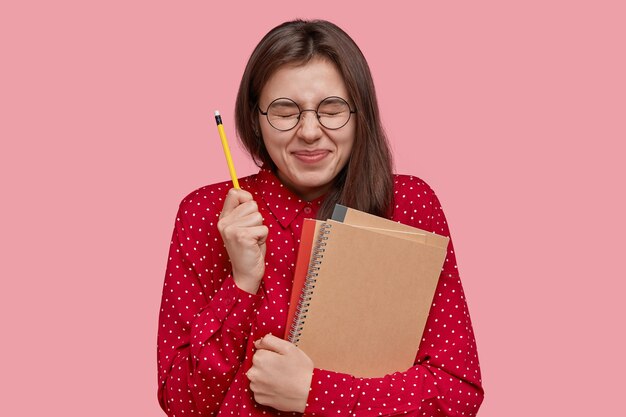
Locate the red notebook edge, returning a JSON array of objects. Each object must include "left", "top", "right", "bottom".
[{"left": 285, "top": 218, "right": 317, "bottom": 341}]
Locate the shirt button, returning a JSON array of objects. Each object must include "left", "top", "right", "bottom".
[{"left": 303, "top": 206, "right": 312, "bottom": 214}]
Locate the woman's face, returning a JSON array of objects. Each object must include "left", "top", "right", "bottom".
[{"left": 258, "top": 58, "right": 355, "bottom": 201}]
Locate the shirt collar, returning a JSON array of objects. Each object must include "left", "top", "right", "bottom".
[{"left": 255, "top": 168, "right": 325, "bottom": 228}]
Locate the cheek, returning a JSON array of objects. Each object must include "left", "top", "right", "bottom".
[
  {"left": 261, "top": 135, "right": 284, "bottom": 158},
  {"left": 262, "top": 136, "right": 294, "bottom": 172},
  {"left": 338, "top": 130, "right": 356, "bottom": 157}
]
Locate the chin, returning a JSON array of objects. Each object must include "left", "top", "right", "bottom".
[
  {"left": 294, "top": 170, "right": 335, "bottom": 187},
  {"left": 283, "top": 171, "right": 333, "bottom": 197}
]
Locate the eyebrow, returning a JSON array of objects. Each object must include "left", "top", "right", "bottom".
[
  {"left": 270, "top": 99, "right": 299, "bottom": 106},
  {"left": 319, "top": 97, "right": 344, "bottom": 104}
]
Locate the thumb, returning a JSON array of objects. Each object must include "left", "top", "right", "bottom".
[
  {"left": 254, "top": 334, "right": 293, "bottom": 354},
  {"left": 220, "top": 188, "right": 253, "bottom": 217}
]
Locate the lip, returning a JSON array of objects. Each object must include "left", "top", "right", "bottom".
[{"left": 292, "top": 150, "right": 330, "bottom": 163}]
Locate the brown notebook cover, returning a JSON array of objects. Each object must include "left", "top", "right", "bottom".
[{"left": 287, "top": 207, "right": 449, "bottom": 378}]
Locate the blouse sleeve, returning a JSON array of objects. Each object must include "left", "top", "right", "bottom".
[
  {"left": 302, "top": 188, "right": 484, "bottom": 417},
  {"left": 157, "top": 200, "right": 264, "bottom": 416}
]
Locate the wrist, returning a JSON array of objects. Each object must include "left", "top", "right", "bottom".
[{"left": 233, "top": 273, "right": 261, "bottom": 294}]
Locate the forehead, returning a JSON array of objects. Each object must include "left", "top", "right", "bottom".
[{"left": 260, "top": 58, "right": 349, "bottom": 105}]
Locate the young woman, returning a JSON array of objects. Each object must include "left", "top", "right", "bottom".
[{"left": 157, "top": 19, "right": 484, "bottom": 417}]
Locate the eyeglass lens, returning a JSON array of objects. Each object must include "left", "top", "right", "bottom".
[{"left": 265, "top": 97, "right": 352, "bottom": 131}]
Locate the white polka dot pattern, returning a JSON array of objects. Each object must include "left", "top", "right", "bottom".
[{"left": 157, "top": 168, "right": 483, "bottom": 416}]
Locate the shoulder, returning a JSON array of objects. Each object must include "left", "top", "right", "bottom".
[
  {"left": 392, "top": 174, "right": 437, "bottom": 205},
  {"left": 390, "top": 174, "right": 441, "bottom": 230}
]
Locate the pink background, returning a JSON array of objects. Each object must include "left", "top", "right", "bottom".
[{"left": 2, "top": 1, "right": 624, "bottom": 415}]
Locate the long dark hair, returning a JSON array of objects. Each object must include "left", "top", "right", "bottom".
[{"left": 235, "top": 19, "right": 393, "bottom": 219}]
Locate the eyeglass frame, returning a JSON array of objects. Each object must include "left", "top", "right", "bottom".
[{"left": 257, "top": 96, "right": 357, "bottom": 131}]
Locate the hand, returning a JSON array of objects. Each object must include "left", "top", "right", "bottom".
[
  {"left": 247, "top": 334, "right": 314, "bottom": 412},
  {"left": 217, "top": 188, "right": 268, "bottom": 294}
]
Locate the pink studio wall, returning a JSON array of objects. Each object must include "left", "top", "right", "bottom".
[{"left": 1, "top": 1, "right": 624, "bottom": 415}]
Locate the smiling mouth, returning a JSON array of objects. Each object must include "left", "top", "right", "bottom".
[{"left": 292, "top": 150, "right": 330, "bottom": 163}]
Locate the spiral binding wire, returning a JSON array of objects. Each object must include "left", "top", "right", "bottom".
[{"left": 288, "top": 222, "right": 333, "bottom": 344}]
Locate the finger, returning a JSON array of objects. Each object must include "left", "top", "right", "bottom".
[
  {"left": 253, "top": 392, "right": 269, "bottom": 406},
  {"left": 219, "top": 202, "right": 261, "bottom": 232},
  {"left": 251, "top": 350, "right": 260, "bottom": 365},
  {"left": 219, "top": 215, "right": 262, "bottom": 243},
  {"left": 249, "top": 225, "right": 269, "bottom": 242},
  {"left": 222, "top": 225, "right": 268, "bottom": 248},
  {"left": 220, "top": 188, "right": 254, "bottom": 217},
  {"left": 218, "top": 202, "right": 262, "bottom": 234},
  {"left": 257, "top": 225, "right": 269, "bottom": 246},
  {"left": 251, "top": 348, "right": 271, "bottom": 365},
  {"left": 229, "top": 200, "right": 261, "bottom": 219},
  {"left": 220, "top": 216, "right": 263, "bottom": 239},
  {"left": 254, "top": 334, "right": 294, "bottom": 354},
  {"left": 223, "top": 209, "right": 264, "bottom": 228}
]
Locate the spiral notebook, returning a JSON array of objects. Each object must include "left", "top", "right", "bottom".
[{"left": 286, "top": 206, "right": 449, "bottom": 378}]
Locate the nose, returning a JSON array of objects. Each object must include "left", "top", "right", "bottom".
[{"left": 296, "top": 110, "right": 322, "bottom": 142}]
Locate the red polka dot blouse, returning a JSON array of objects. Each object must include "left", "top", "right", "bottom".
[{"left": 157, "top": 168, "right": 483, "bottom": 416}]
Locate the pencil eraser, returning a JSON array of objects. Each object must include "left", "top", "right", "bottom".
[{"left": 214, "top": 110, "right": 220, "bottom": 116}]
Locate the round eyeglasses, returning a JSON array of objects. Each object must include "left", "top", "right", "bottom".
[{"left": 258, "top": 96, "right": 356, "bottom": 131}]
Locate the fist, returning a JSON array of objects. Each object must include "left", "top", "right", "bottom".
[
  {"left": 217, "top": 188, "right": 268, "bottom": 294},
  {"left": 247, "top": 334, "right": 314, "bottom": 412}
]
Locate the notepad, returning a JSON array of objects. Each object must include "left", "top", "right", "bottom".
[{"left": 286, "top": 205, "right": 449, "bottom": 377}]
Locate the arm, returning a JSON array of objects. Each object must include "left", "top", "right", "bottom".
[
  {"left": 157, "top": 199, "right": 264, "bottom": 416},
  {"left": 303, "top": 190, "right": 484, "bottom": 417}
]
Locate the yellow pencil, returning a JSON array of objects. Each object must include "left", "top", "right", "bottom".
[{"left": 214, "top": 110, "right": 240, "bottom": 189}]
